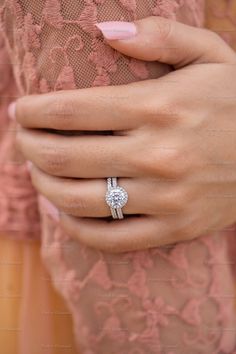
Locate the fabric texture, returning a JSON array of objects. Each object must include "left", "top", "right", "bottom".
[{"left": 0, "top": 0, "right": 236, "bottom": 353}]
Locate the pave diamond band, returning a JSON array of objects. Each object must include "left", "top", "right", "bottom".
[{"left": 105, "top": 177, "right": 128, "bottom": 219}]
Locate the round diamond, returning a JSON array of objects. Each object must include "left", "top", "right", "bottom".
[{"left": 105, "top": 187, "right": 128, "bottom": 209}]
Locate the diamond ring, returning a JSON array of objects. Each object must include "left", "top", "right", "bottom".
[{"left": 105, "top": 177, "right": 128, "bottom": 219}]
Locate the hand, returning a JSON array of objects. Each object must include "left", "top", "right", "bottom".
[{"left": 14, "top": 16, "right": 236, "bottom": 252}]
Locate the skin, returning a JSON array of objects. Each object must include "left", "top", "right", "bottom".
[{"left": 14, "top": 16, "right": 236, "bottom": 253}]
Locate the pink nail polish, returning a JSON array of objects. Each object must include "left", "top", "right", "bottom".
[
  {"left": 8, "top": 101, "right": 16, "bottom": 121},
  {"left": 39, "top": 195, "right": 60, "bottom": 222},
  {"left": 26, "top": 160, "right": 33, "bottom": 172},
  {"left": 95, "top": 21, "right": 137, "bottom": 40}
]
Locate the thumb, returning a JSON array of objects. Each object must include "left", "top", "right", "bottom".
[{"left": 96, "top": 16, "right": 236, "bottom": 68}]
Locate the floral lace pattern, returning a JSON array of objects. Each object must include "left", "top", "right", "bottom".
[{"left": 0, "top": 0, "right": 236, "bottom": 353}]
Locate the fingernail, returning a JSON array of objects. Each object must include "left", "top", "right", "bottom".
[
  {"left": 8, "top": 101, "right": 16, "bottom": 120},
  {"left": 39, "top": 195, "right": 60, "bottom": 222},
  {"left": 95, "top": 21, "right": 137, "bottom": 40},
  {"left": 26, "top": 160, "right": 33, "bottom": 172}
]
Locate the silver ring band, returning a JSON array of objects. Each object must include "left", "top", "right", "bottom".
[{"left": 105, "top": 177, "right": 128, "bottom": 219}]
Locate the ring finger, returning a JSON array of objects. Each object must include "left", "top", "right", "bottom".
[{"left": 30, "top": 164, "right": 184, "bottom": 218}]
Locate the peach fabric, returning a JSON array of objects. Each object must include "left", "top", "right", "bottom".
[
  {"left": 0, "top": 1, "right": 235, "bottom": 354},
  {"left": 0, "top": 234, "right": 77, "bottom": 354}
]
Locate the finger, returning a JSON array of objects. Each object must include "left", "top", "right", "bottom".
[
  {"left": 96, "top": 16, "right": 236, "bottom": 68},
  {"left": 59, "top": 214, "right": 171, "bottom": 252},
  {"left": 16, "top": 127, "right": 134, "bottom": 178},
  {"left": 30, "top": 165, "right": 184, "bottom": 217},
  {"left": 15, "top": 82, "right": 146, "bottom": 130}
]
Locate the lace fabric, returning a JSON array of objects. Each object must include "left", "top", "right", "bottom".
[{"left": 0, "top": 0, "right": 236, "bottom": 353}]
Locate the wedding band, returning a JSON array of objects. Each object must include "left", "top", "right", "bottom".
[{"left": 105, "top": 177, "right": 128, "bottom": 219}]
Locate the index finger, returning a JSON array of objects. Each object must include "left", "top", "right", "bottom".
[{"left": 15, "top": 82, "right": 147, "bottom": 131}]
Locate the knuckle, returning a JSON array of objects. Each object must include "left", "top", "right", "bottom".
[
  {"left": 58, "top": 190, "right": 88, "bottom": 215},
  {"left": 39, "top": 143, "right": 69, "bottom": 174},
  {"left": 136, "top": 145, "right": 190, "bottom": 179},
  {"left": 161, "top": 153, "right": 180, "bottom": 178},
  {"left": 159, "top": 147, "right": 191, "bottom": 178},
  {"left": 130, "top": 148, "right": 160, "bottom": 177},
  {"left": 141, "top": 95, "right": 181, "bottom": 128},
  {"left": 158, "top": 97, "right": 182, "bottom": 126},
  {"left": 150, "top": 16, "right": 173, "bottom": 42},
  {"left": 158, "top": 101, "right": 181, "bottom": 127},
  {"left": 44, "top": 94, "right": 76, "bottom": 129},
  {"left": 129, "top": 151, "right": 150, "bottom": 176},
  {"left": 163, "top": 185, "right": 192, "bottom": 213}
]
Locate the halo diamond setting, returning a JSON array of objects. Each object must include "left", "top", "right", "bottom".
[
  {"left": 105, "top": 177, "right": 128, "bottom": 219},
  {"left": 105, "top": 186, "right": 128, "bottom": 209}
]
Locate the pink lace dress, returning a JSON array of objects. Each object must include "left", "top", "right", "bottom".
[{"left": 0, "top": 1, "right": 236, "bottom": 353}]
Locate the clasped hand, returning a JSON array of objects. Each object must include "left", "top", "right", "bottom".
[{"left": 14, "top": 16, "right": 236, "bottom": 252}]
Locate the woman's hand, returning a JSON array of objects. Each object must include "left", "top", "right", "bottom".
[{"left": 14, "top": 16, "right": 236, "bottom": 252}]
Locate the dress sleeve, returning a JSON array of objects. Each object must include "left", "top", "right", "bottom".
[{"left": 0, "top": 33, "right": 40, "bottom": 240}]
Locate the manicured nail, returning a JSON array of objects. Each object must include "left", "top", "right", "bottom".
[
  {"left": 39, "top": 195, "right": 60, "bottom": 222},
  {"left": 95, "top": 21, "right": 137, "bottom": 40},
  {"left": 26, "top": 160, "right": 33, "bottom": 172},
  {"left": 8, "top": 101, "right": 16, "bottom": 120}
]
